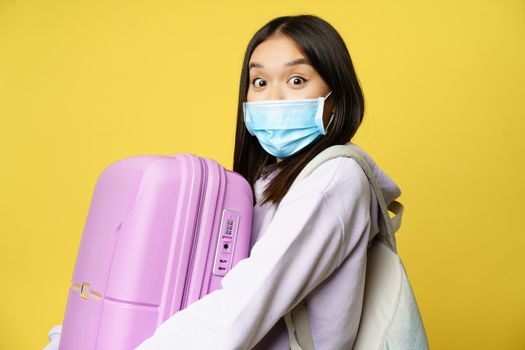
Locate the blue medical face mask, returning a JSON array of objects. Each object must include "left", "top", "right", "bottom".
[{"left": 243, "top": 90, "right": 334, "bottom": 159}]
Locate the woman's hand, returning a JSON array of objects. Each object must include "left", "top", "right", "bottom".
[{"left": 42, "top": 325, "right": 62, "bottom": 350}]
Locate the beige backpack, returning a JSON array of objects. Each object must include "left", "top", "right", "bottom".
[{"left": 283, "top": 142, "right": 429, "bottom": 350}]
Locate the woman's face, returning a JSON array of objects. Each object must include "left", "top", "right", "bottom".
[{"left": 247, "top": 35, "right": 335, "bottom": 162}]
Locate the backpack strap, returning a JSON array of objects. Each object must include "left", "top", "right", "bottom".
[{"left": 283, "top": 142, "right": 404, "bottom": 350}]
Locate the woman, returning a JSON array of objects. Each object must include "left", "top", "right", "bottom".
[
  {"left": 46, "top": 14, "right": 402, "bottom": 350},
  {"left": 135, "top": 14, "right": 401, "bottom": 349}
]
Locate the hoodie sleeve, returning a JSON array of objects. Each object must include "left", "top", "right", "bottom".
[{"left": 134, "top": 158, "right": 372, "bottom": 350}]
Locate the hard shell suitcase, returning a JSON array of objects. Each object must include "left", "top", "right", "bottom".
[{"left": 58, "top": 153, "right": 253, "bottom": 349}]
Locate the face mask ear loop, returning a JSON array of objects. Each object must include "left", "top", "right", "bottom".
[
  {"left": 325, "top": 113, "right": 335, "bottom": 133},
  {"left": 321, "top": 90, "right": 334, "bottom": 134}
]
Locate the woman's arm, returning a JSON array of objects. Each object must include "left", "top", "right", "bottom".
[{"left": 135, "top": 163, "right": 371, "bottom": 350}]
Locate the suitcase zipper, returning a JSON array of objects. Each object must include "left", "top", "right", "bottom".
[{"left": 180, "top": 157, "right": 208, "bottom": 309}]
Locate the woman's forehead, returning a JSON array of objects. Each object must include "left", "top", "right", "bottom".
[{"left": 249, "top": 36, "right": 307, "bottom": 69}]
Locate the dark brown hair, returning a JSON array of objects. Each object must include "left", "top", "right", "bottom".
[{"left": 233, "top": 14, "right": 365, "bottom": 205}]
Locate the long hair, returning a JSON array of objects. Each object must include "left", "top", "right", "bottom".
[{"left": 233, "top": 14, "right": 365, "bottom": 205}]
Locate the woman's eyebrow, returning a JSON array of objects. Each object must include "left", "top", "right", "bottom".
[{"left": 249, "top": 58, "right": 311, "bottom": 70}]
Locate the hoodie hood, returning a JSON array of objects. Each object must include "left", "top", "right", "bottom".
[
  {"left": 255, "top": 143, "right": 401, "bottom": 206},
  {"left": 350, "top": 143, "right": 401, "bottom": 206},
  {"left": 253, "top": 143, "right": 402, "bottom": 242},
  {"left": 349, "top": 143, "right": 402, "bottom": 243}
]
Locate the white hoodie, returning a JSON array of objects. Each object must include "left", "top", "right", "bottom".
[{"left": 133, "top": 144, "right": 402, "bottom": 350}]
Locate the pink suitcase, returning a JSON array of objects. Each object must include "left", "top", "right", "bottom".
[{"left": 58, "top": 153, "right": 253, "bottom": 349}]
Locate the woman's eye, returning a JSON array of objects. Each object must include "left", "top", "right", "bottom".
[
  {"left": 288, "top": 76, "right": 307, "bottom": 85},
  {"left": 252, "top": 78, "right": 266, "bottom": 88}
]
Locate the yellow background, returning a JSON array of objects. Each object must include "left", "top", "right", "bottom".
[{"left": 1, "top": 0, "right": 523, "bottom": 348}]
